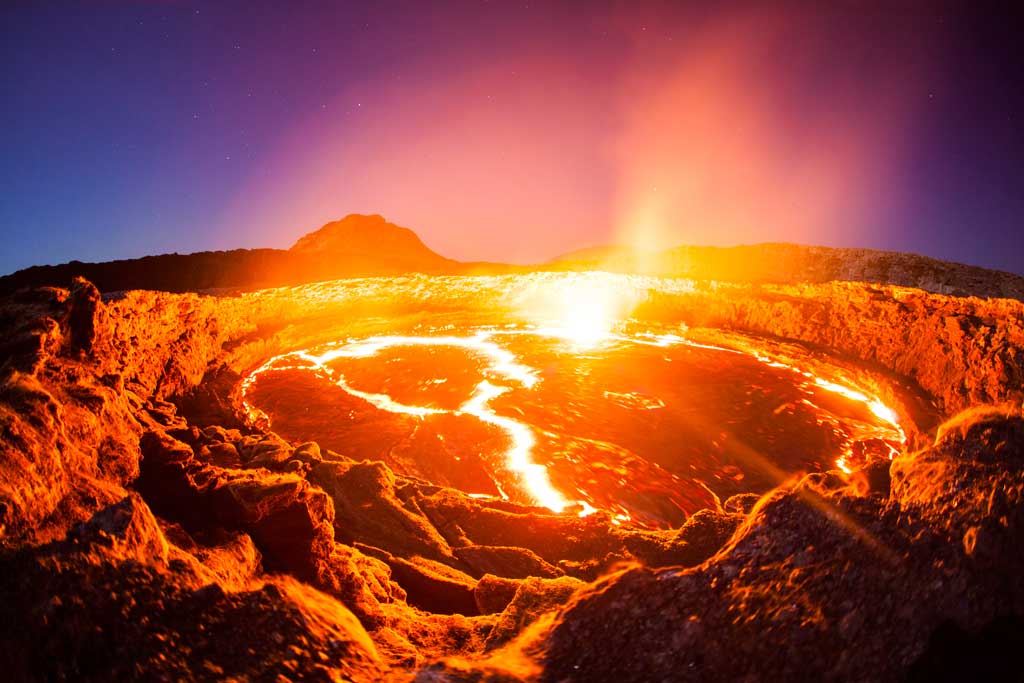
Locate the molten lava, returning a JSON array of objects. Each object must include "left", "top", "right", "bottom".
[
  {"left": 242, "top": 332, "right": 567, "bottom": 512},
  {"left": 239, "top": 275, "right": 906, "bottom": 529}
]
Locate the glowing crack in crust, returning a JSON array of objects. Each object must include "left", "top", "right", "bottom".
[
  {"left": 746, "top": 350, "right": 906, "bottom": 473},
  {"left": 240, "top": 325, "right": 907, "bottom": 515},
  {"left": 238, "top": 274, "right": 907, "bottom": 517},
  {"left": 241, "top": 331, "right": 569, "bottom": 512}
]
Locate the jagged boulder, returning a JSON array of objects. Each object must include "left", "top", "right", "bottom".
[
  {"left": 66, "top": 492, "right": 169, "bottom": 565},
  {"left": 310, "top": 460, "right": 455, "bottom": 564}
]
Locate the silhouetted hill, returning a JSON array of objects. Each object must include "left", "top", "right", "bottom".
[
  {"left": 291, "top": 213, "right": 446, "bottom": 262},
  {"left": 4, "top": 215, "right": 1022, "bottom": 300},
  {"left": 0, "top": 214, "right": 458, "bottom": 294}
]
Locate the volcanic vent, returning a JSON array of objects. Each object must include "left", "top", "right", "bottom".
[{"left": 0, "top": 265, "right": 1022, "bottom": 682}]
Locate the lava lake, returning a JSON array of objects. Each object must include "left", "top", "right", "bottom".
[{"left": 242, "top": 321, "right": 905, "bottom": 529}]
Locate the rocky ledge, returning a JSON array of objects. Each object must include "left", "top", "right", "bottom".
[{"left": 0, "top": 274, "right": 1022, "bottom": 681}]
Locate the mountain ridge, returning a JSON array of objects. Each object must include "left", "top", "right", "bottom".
[
  {"left": 547, "top": 242, "right": 1024, "bottom": 300},
  {"left": 0, "top": 214, "right": 457, "bottom": 295},
  {"left": 3, "top": 214, "right": 1023, "bottom": 300}
]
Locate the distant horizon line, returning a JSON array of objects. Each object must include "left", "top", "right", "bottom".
[{"left": 5, "top": 228, "right": 1022, "bottom": 280}]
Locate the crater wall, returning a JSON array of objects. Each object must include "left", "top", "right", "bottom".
[{"left": 0, "top": 275, "right": 1021, "bottom": 681}]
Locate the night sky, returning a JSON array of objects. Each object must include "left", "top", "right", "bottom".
[{"left": 2, "top": 1, "right": 1022, "bottom": 276}]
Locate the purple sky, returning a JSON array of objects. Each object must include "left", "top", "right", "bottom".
[{"left": 2, "top": 1, "right": 1022, "bottom": 275}]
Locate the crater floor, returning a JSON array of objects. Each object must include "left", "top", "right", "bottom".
[{"left": 242, "top": 327, "right": 905, "bottom": 529}]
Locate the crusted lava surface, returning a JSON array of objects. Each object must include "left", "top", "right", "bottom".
[{"left": 0, "top": 272, "right": 1022, "bottom": 682}]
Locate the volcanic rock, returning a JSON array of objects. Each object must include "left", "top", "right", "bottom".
[
  {"left": 0, "top": 266, "right": 1022, "bottom": 681},
  {"left": 291, "top": 213, "right": 453, "bottom": 271},
  {"left": 522, "top": 405, "right": 1024, "bottom": 682},
  {"left": 66, "top": 491, "right": 170, "bottom": 566},
  {"left": 241, "top": 435, "right": 296, "bottom": 468},
  {"left": 381, "top": 552, "right": 480, "bottom": 616},
  {"left": 454, "top": 545, "right": 563, "bottom": 580},
  {"left": 672, "top": 507, "right": 743, "bottom": 558},
  {"left": 0, "top": 492, "right": 383, "bottom": 682},
  {"left": 199, "top": 440, "right": 242, "bottom": 468},
  {"left": 486, "top": 576, "right": 584, "bottom": 650},
  {"left": 66, "top": 276, "right": 101, "bottom": 353},
  {"left": 474, "top": 574, "right": 524, "bottom": 615},
  {"left": 309, "top": 459, "right": 457, "bottom": 564}
]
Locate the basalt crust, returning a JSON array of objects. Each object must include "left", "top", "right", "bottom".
[{"left": 0, "top": 275, "right": 1021, "bottom": 681}]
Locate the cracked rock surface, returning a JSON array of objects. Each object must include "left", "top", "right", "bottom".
[{"left": 0, "top": 275, "right": 1022, "bottom": 681}]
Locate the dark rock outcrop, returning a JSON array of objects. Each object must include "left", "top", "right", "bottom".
[
  {"left": 0, "top": 486, "right": 384, "bottom": 682},
  {"left": 291, "top": 213, "right": 452, "bottom": 270},
  {"left": 0, "top": 214, "right": 457, "bottom": 294},
  {"left": 523, "top": 405, "right": 1024, "bottom": 683}
]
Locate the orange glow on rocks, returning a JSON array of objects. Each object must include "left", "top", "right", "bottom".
[
  {"left": 239, "top": 274, "right": 907, "bottom": 522},
  {"left": 241, "top": 330, "right": 567, "bottom": 512}
]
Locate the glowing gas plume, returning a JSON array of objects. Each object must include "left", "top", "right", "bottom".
[{"left": 612, "top": 8, "right": 914, "bottom": 255}]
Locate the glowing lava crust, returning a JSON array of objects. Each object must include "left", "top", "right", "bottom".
[{"left": 239, "top": 324, "right": 905, "bottom": 529}]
